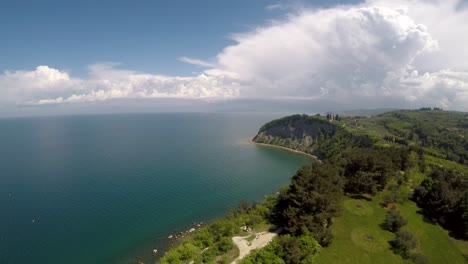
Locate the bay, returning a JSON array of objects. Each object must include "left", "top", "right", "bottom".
[{"left": 0, "top": 113, "right": 311, "bottom": 264}]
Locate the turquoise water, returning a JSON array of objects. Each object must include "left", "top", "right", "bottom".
[{"left": 0, "top": 113, "right": 311, "bottom": 264}]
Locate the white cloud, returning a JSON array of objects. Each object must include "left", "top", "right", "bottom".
[
  {"left": 209, "top": 5, "right": 438, "bottom": 98},
  {"left": 205, "top": 0, "right": 468, "bottom": 110},
  {"left": 178, "top": 57, "right": 216, "bottom": 68},
  {"left": 0, "top": 66, "right": 82, "bottom": 105},
  {"left": 1, "top": 0, "right": 468, "bottom": 111},
  {"left": 1, "top": 63, "right": 240, "bottom": 105}
]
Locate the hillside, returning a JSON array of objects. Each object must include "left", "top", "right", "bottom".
[
  {"left": 252, "top": 114, "right": 373, "bottom": 159},
  {"left": 252, "top": 114, "right": 337, "bottom": 155},
  {"left": 160, "top": 109, "right": 468, "bottom": 264},
  {"left": 342, "top": 109, "right": 468, "bottom": 164},
  {"left": 253, "top": 109, "right": 468, "bottom": 165}
]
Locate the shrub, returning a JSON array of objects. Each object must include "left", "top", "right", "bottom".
[
  {"left": 384, "top": 207, "right": 407, "bottom": 232},
  {"left": 391, "top": 230, "right": 417, "bottom": 258}
]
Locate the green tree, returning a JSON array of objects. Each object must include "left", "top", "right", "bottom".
[
  {"left": 460, "top": 192, "right": 468, "bottom": 238},
  {"left": 414, "top": 166, "right": 468, "bottom": 238},
  {"left": 274, "top": 162, "right": 344, "bottom": 246},
  {"left": 391, "top": 231, "right": 417, "bottom": 259},
  {"left": 278, "top": 234, "right": 321, "bottom": 264},
  {"left": 160, "top": 242, "right": 200, "bottom": 264},
  {"left": 209, "top": 219, "right": 236, "bottom": 242},
  {"left": 217, "top": 237, "right": 233, "bottom": 253},
  {"left": 193, "top": 227, "right": 214, "bottom": 248},
  {"left": 240, "top": 235, "right": 321, "bottom": 264},
  {"left": 240, "top": 239, "right": 284, "bottom": 264},
  {"left": 384, "top": 207, "right": 407, "bottom": 232}
]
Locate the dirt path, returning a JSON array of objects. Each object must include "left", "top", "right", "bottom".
[{"left": 230, "top": 228, "right": 281, "bottom": 264}]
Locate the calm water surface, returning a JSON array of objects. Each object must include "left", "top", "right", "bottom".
[{"left": 0, "top": 113, "right": 311, "bottom": 264}]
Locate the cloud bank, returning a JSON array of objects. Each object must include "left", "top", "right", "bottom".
[
  {"left": 0, "top": 64, "right": 240, "bottom": 106},
  {"left": 1, "top": 0, "right": 468, "bottom": 112}
]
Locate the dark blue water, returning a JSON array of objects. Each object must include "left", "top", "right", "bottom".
[{"left": 0, "top": 113, "right": 311, "bottom": 264}]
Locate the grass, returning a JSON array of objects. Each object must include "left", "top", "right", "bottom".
[
  {"left": 316, "top": 193, "right": 468, "bottom": 263},
  {"left": 425, "top": 155, "right": 468, "bottom": 174},
  {"left": 245, "top": 234, "right": 256, "bottom": 242},
  {"left": 252, "top": 222, "right": 274, "bottom": 233},
  {"left": 406, "top": 168, "right": 426, "bottom": 188},
  {"left": 398, "top": 201, "right": 468, "bottom": 263},
  {"left": 317, "top": 195, "right": 405, "bottom": 264},
  {"left": 224, "top": 245, "right": 240, "bottom": 263}
]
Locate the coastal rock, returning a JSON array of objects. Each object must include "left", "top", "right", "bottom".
[{"left": 252, "top": 114, "right": 337, "bottom": 156}]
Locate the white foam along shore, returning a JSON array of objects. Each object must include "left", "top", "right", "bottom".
[{"left": 250, "top": 140, "right": 318, "bottom": 161}]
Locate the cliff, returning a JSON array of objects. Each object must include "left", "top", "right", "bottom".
[{"left": 252, "top": 114, "right": 338, "bottom": 156}]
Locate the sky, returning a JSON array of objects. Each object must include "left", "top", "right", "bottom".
[{"left": 1, "top": 0, "right": 467, "bottom": 116}]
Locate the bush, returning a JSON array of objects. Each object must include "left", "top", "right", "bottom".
[
  {"left": 391, "top": 230, "right": 417, "bottom": 258},
  {"left": 217, "top": 237, "right": 233, "bottom": 253},
  {"left": 240, "top": 234, "right": 321, "bottom": 264},
  {"left": 410, "top": 253, "right": 428, "bottom": 264},
  {"left": 384, "top": 207, "right": 407, "bottom": 232}
]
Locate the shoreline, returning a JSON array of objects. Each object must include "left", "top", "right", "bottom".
[
  {"left": 138, "top": 139, "right": 315, "bottom": 264},
  {"left": 250, "top": 140, "right": 318, "bottom": 161}
]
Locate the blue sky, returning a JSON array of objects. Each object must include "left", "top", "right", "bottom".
[
  {"left": 1, "top": 0, "right": 468, "bottom": 116},
  {"left": 0, "top": 0, "right": 359, "bottom": 77}
]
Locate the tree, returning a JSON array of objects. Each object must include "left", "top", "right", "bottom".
[
  {"left": 410, "top": 253, "right": 428, "bottom": 264},
  {"left": 274, "top": 162, "right": 344, "bottom": 246},
  {"left": 277, "top": 234, "right": 321, "bottom": 264},
  {"left": 346, "top": 170, "right": 379, "bottom": 194},
  {"left": 334, "top": 146, "right": 409, "bottom": 194},
  {"left": 413, "top": 166, "right": 468, "bottom": 238},
  {"left": 391, "top": 231, "right": 417, "bottom": 258},
  {"left": 240, "top": 239, "right": 285, "bottom": 264},
  {"left": 460, "top": 192, "right": 468, "bottom": 238},
  {"left": 384, "top": 207, "right": 407, "bottom": 232},
  {"left": 160, "top": 242, "right": 200, "bottom": 264},
  {"left": 241, "top": 235, "right": 321, "bottom": 264},
  {"left": 209, "top": 219, "right": 236, "bottom": 242},
  {"left": 217, "top": 237, "right": 233, "bottom": 253},
  {"left": 194, "top": 227, "right": 214, "bottom": 248}
]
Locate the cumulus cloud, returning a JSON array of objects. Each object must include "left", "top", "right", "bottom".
[
  {"left": 1, "top": 63, "right": 240, "bottom": 105},
  {"left": 206, "top": 0, "right": 468, "bottom": 110},
  {"left": 1, "top": 0, "right": 468, "bottom": 111}
]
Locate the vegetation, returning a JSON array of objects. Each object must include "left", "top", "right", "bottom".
[
  {"left": 240, "top": 234, "right": 321, "bottom": 264},
  {"left": 160, "top": 199, "right": 275, "bottom": 264},
  {"left": 162, "top": 109, "right": 468, "bottom": 263},
  {"left": 273, "top": 162, "right": 344, "bottom": 246},
  {"left": 341, "top": 109, "right": 468, "bottom": 165},
  {"left": 390, "top": 230, "right": 418, "bottom": 259},
  {"left": 383, "top": 207, "right": 407, "bottom": 232},
  {"left": 413, "top": 166, "right": 468, "bottom": 238}
]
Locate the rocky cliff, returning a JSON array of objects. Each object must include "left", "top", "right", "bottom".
[{"left": 252, "top": 114, "right": 338, "bottom": 155}]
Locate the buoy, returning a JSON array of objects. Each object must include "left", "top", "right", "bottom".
[{"left": 32, "top": 219, "right": 35, "bottom": 223}]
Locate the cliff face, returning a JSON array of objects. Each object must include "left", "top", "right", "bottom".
[{"left": 252, "top": 115, "right": 337, "bottom": 155}]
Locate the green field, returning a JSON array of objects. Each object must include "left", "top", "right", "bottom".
[{"left": 317, "top": 195, "right": 468, "bottom": 263}]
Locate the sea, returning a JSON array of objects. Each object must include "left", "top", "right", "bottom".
[{"left": 0, "top": 112, "right": 312, "bottom": 264}]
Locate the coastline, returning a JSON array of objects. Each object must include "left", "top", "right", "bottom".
[
  {"left": 151, "top": 140, "right": 314, "bottom": 263},
  {"left": 250, "top": 140, "right": 318, "bottom": 161}
]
